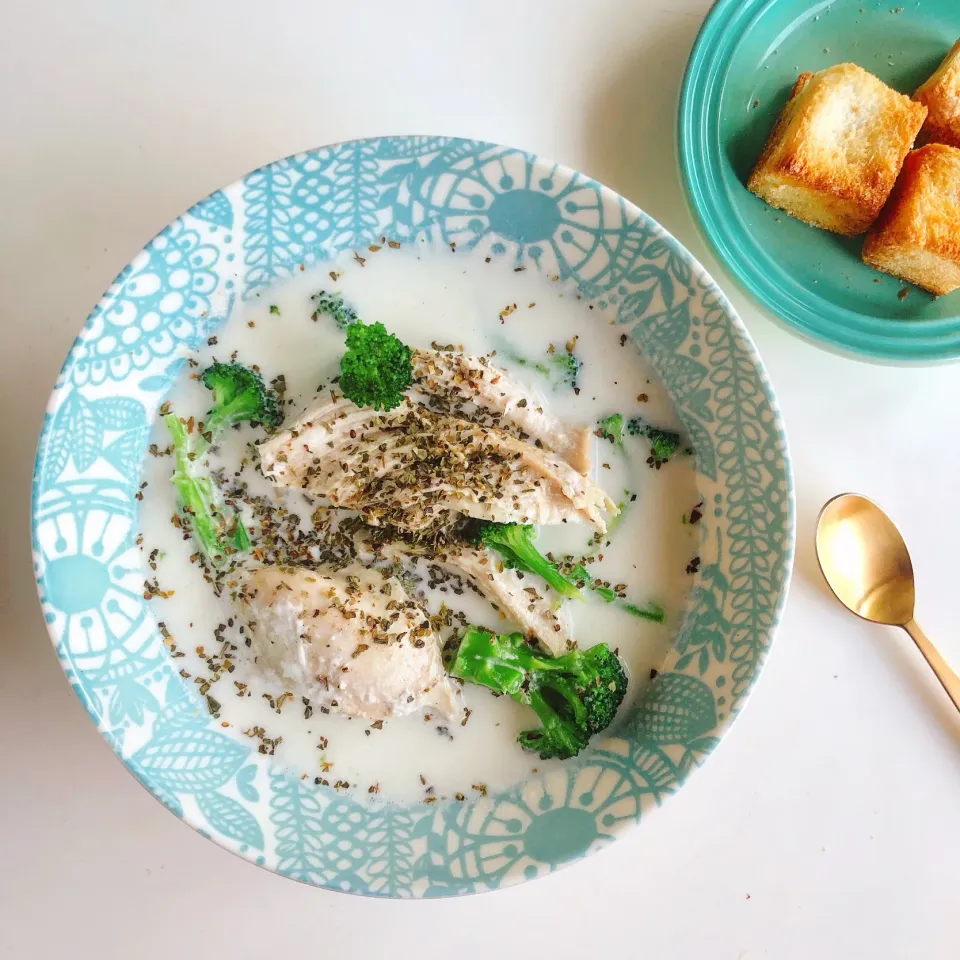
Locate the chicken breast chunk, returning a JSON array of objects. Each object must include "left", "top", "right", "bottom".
[{"left": 235, "top": 564, "right": 462, "bottom": 722}]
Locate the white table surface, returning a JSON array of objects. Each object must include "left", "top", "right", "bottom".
[{"left": 3, "top": 1, "right": 960, "bottom": 957}]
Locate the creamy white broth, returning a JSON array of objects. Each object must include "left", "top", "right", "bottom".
[{"left": 138, "top": 244, "right": 700, "bottom": 803}]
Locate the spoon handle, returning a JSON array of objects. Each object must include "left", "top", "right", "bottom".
[{"left": 903, "top": 619, "right": 960, "bottom": 713}]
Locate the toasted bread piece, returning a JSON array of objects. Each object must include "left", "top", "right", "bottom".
[
  {"left": 862, "top": 144, "right": 960, "bottom": 296},
  {"left": 748, "top": 63, "right": 927, "bottom": 235},
  {"left": 914, "top": 38, "right": 960, "bottom": 148}
]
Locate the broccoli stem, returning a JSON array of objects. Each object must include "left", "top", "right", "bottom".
[
  {"left": 498, "top": 536, "right": 584, "bottom": 601},
  {"left": 474, "top": 522, "right": 584, "bottom": 601},
  {"left": 162, "top": 361, "right": 278, "bottom": 565},
  {"left": 201, "top": 391, "right": 257, "bottom": 443},
  {"left": 606, "top": 498, "right": 629, "bottom": 538},
  {"left": 451, "top": 627, "right": 585, "bottom": 687},
  {"left": 620, "top": 601, "right": 666, "bottom": 622},
  {"left": 446, "top": 627, "right": 530, "bottom": 696},
  {"left": 493, "top": 338, "right": 581, "bottom": 389},
  {"left": 568, "top": 560, "right": 665, "bottom": 623},
  {"left": 164, "top": 413, "right": 250, "bottom": 564},
  {"left": 520, "top": 687, "right": 587, "bottom": 759}
]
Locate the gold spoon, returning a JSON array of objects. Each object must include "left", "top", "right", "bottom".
[{"left": 816, "top": 493, "right": 960, "bottom": 712}]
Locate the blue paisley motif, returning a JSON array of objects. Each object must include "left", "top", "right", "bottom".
[
  {"left": 413, "top": 748, "right": 655, "bottom": 895},
  {"left": 41, "top": 390, "right": 149, "bottom": 489},
  {"left": 35, "top": 481, "right": 159, "bottom": 727},
  {"left": 329, "top": 139, "right": 382, "bottom": 249},
  {"left": 68, "top": 221, "right": 220, "bottom": 386},
  {"left": 375, "top": 136, "right": 454, "bottom": 159},
  {"left": 269, "top": 770, "right": 331, "bottom": 887},
  {"left": 195, "top": 791, "right": 264, "bottom": 851},
  {"left": 242, "top": 154, "right": 336, "bottom": 294},
  {"left": 188, "top": 189, "right": 234, "bottom": 228}
]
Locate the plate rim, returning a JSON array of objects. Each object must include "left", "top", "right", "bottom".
[
  {"left": 679, "top": 0, "right": 960, "bottom": 364},
  {"left": 32, "top": 134, "right": 796, "bottom": 897}
]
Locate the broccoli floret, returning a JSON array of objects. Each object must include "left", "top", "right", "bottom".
[
  {"left": 450, "top": 627, "right": 628, "bottom": 759},
  {"left": 200, "top": 361, "right": 281, "bottom": 440},
  {"left": 311, "top": 290, "right": 358, "bottom": 330},
  {"left": 339, "top": 320, "right": 413, "bottom": 411},
  {"left": 550, "top": 350, "right": 582, "bottom": 388},
  {"left": 164, "top": 361, "right": 276, "bottom": 565},
  {"left": 627, "top": 417, "right": 681, "bottom": 463},
  {"left": 577, "top": 646, "right": 628, "bottom": 735},
  {"left": 597, "top": 413, "right": 624, "bottom": 445},
  {"left": 469, "top": 521, "right": 583, "bottom": 601},
  {"left": 649, "top": 431, "right": 679, "bottom": 460}
]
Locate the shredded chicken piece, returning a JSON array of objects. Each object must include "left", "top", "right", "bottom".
[
  {"left": 235, "top": 564, "right": 462, "bottom": 722},
  {"left": 259, "top": 394, "right": 615, "bottom": 534},
  {"left": 371, "top": 538, "right": 573, "bottom": 655},
  {"left": 432, "top": 545, "right": 573, "bottom": 655},
  {"left": 412, "top": 348, "right": 593, "bottom": 473}
]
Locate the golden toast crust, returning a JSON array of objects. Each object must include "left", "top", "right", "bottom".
[
  {"left": 748, "top": 63, "right": 927, "bottom": 236},
  {"left": 862, "top": 144, "right": 960, "bottom": 296},
  {"left": 914, "top": 38, "right": 960, "bottom": 149}
]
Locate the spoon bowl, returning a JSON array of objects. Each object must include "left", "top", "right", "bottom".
[{"left": 816, "top": 494, "right": 916, "bottom": 626}]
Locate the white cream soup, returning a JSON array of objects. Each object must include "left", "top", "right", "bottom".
[{"left": 138, "top": 244, "right": 700, "bottom": 803}]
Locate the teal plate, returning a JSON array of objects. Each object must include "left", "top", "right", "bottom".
[
  {"left": 680, "top": 0, "right": 960, "bottom": 362},
  {"left": 32, "top": 137, "right": 794, "bottom": 897}
]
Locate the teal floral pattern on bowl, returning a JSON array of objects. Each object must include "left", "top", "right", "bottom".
[{"left": 32, "top": 137, "right": 795, "bottom": 897}]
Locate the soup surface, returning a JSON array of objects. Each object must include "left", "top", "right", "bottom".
[{"left": 138, "top": 244, "right": 700, "bottom": 803}]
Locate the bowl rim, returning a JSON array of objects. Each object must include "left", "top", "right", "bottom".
[{"left": 32, "top": 134, "right": 796, "bottom": 897}]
